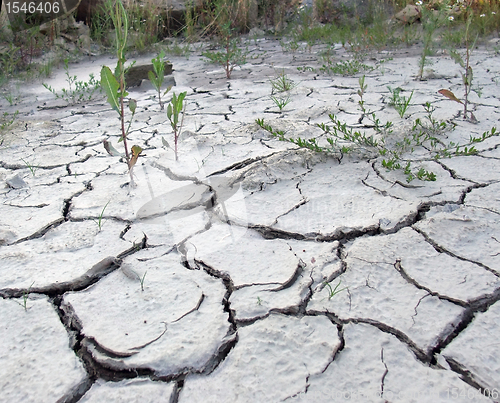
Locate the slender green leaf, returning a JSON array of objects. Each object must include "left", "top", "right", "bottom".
[{"left": 100, "top": 66, "right": 121, "bottom": 115}]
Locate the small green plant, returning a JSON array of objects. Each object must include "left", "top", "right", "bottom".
[
  {"left": 20, "top": 157, "right": 38, "bottom": 176},
  {"left": 19, "top": 281, "right": 35, "bottom": 311},
  {"left": 257, "top": 296, "right": 263, "bottom": 305},
  {"left": 92, "top": 200, "right": 110, "bottom": 231},
  {"left": 166, "top": 91, "right": 187, "bottom": 161},
  {"left": 417, "top": 2, "right": 447, "bottom": 80},
  {"left": 148, "top": 50, "right": 172, "bottom": 110},
  {"left": 100, "top": 0, "right": 143, "bottom": 183},
  {"left": 201, "top": 0, "right": 249, "bottom": 79},
  {"left": 1, "top": 111, "right": 19, "bottom": 131},
  {"left": 203, "top": 40, "right": 248, "bottom": 79},
  {"left": 2, "top": 92, "right": 20, "bottom": 106},
  {"left": 387, "top": 87, "right": 414, "bottom": 118},
  {"left": 269, "top": 70, "right": 297, "bottom": 93},
  {"left": 270, "top": 94, "right": 291, "bottom": 112},
  {"left": 43, "top": 58, "right": 101, "bottom": 104},
  {"left": 139, "top": 271, "right": 147, "bottom": 291},
  {"left": 323, "top": 280, "right": 347, "bottom": 300}
]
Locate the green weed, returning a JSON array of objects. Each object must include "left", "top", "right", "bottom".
[
  {"left": 92, "top": 201, "right": 110, "bottom": 231},
  {"left": 1, "top": 111, "right": 19, "bottom": 132},
  {"left": 387, "top": 86, "right": 414, "bottom": 118},
  {"left": 43, "top": 58, "right": 101, "bottom": 104},
  {"left": 19, "top": 281, "right": 35, "bottom": 311},
  {"left": 269, "top": 70, "right": 297, "bottom": 93},
  {"left": 270, "top": 94, "right": 291, "bottom": 111},
  {"left": 324, "top": 280, "right": 347, "bottom": 300},
  {"left": 148, "top": 50, "right": 172, "bottom": 110},
  {"left": 320, "top": 59, "right": 373, "bottom": 76},
  {"left": 166, "top": 91, "right": 187, "bottom": 161},
  {"left": 21, "top": 157, "right": 38, "bottom": 176}
]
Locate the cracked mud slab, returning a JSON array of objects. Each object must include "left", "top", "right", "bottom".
[
  {"left": 304, "top": 323, "right": 491, "bottom": 402},
  {"left": 78, "top": 378, "right": 175, "bottom": 402},
  {"left": 414, "top": 206, "right": 500, "bottom": 274},
  {"left": 179, "top": 313, "right": 340, "bottom": 402},
  {"left": 64, "top": 250, "right": 231, "bottom": 376},
  {"left": 0, "top": 297, "right": 86, "bottom": 402},
  {"left": 442, "top": 301, "right": 500, "bottom": 391},
  {"left": 0, "top": 220, "right": 132, "bottom": 290}
]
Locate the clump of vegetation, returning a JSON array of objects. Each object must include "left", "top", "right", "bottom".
[
  {"left": 256, "top": 76, "right": 498, "bottom": 183},
  {"left": 43, "top": 58, "right": 101, "bottom": 104},
  {"left": 201, "top": 0, "right": 250, "bottom": 79}
]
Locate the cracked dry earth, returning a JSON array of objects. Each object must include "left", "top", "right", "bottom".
[{"left": 1, "top": 37, "right": 500, "bottom": 403}]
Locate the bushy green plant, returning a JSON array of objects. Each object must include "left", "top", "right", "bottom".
[
  {"left": 256, "top": 77, "right": 498, "bottom": 183},
  {"left": 201, "top": 0, "right": 250, "bottom": 79}
]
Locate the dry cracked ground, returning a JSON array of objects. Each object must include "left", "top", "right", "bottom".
[{"left": 1, "top": 37, "right": 500, "bottom": 402}]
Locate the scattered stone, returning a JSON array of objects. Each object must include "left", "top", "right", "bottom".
[
  {"left": 5, "top": 173, "right": 27, "bottom": 189},
  {"left": 125, "top": 63, "right": 173, "bottom": 89},
  {"left": 394, "top": 4, "right": 421, "bottom": 24}
]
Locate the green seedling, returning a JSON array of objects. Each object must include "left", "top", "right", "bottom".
[
  {"left": 417, "top": 3, "right": 446, "bottom": 80},
  {"left": 270, "top": 70, "right": 297, "bottom": 93},
  {"left": 92, "top": 200, "right": 110, "bottom": 231},
  {"left": 19, "top": 281, "right": 35, "bottom": 311},
  {"left": 388, "top": 87, "right": 414, "bottom": 118},
  {"left": 148, "top": 50, "right": 172, "bottom": 110},
  {"left": 202, "top": 39, "right": 248, "bottom": 79},
  {"left": 21, "top": 157, "right": 38, "bottom": 176},
  {"left": 270, "top": 94, "right": 291, "bottom": 111},
  {"left": 139, "top": 271, "right": 147, "bottom": 291},
  {"left": 1, "top": 111, "right": 19, "bottom": 131},
  {"left": 100, "top": 0, "right": 143, "bottom": 183},
  {"left": 2, "top": 92, "right": 20, "bottom": 106},
  {"left": 257, "top": 296, "right": 263, "bottom": 305},
  {"left": 201, "top": 0, "right": 249, "bottom": 79},
  {"left": 323, "top": 280, "right": 347, "bottom": 299},
  {"left": 166, "top": 91, "right": 187, "bottom": 161}
]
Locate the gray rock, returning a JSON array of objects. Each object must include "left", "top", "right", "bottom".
[
  {"left": 5, "top": 173, "right": 27, "bottom": 189},
  {"left": 125, "top": 63, "right": 173, "bottom": 89}
]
